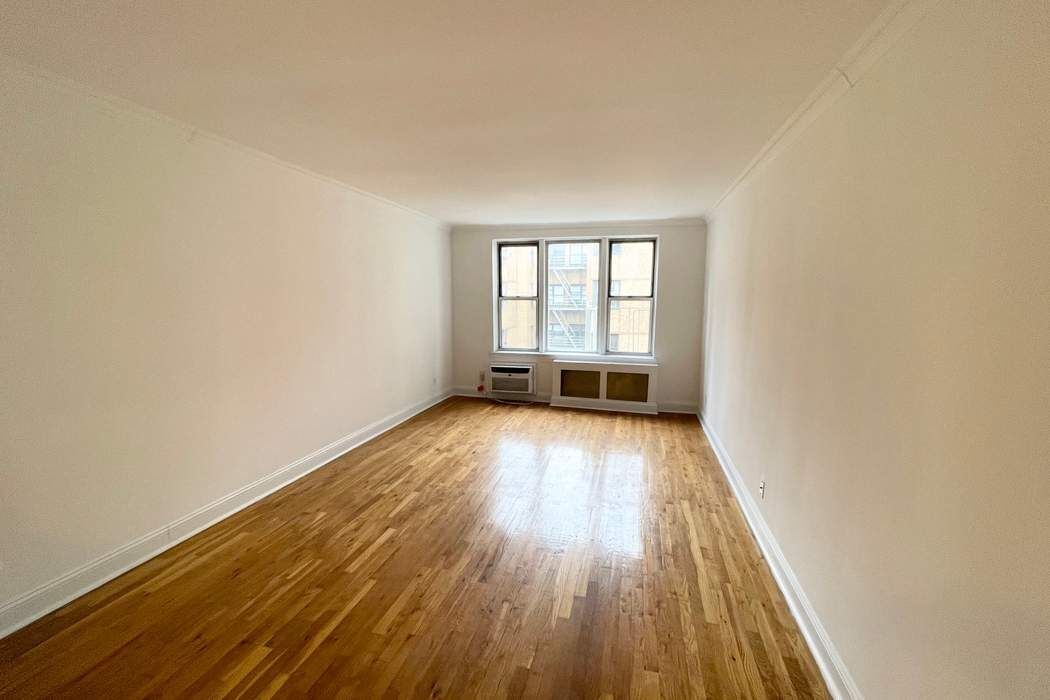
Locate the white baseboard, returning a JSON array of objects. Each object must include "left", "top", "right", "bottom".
[
  {"left": 550, "top": 396, "right": 658, "bottom": 415},
  {"left": 454, "top": 386, "right": 696, "bottom": 415},
  {"left": 658, "top": 401, "right": 699, "bottom": 414},
  {"left": 452, "top": 386, "right": 553, "bottom": 402},
  {"left": 699, "top": 414, "right": 862, "bottom": 700},
  {"left": 0, "top": 389, "right": 453, "bottom": 640}
]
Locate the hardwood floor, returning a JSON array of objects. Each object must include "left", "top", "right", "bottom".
[{"left": 0, "top": 397, "right": 827, "bottom": 698}]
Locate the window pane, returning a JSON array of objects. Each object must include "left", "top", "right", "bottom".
[
  {"left": 610, "top": 241, "right": 654, "bottom": 297},
  {"left": 546, "top": 241, "right": 600, "bottom": 352},
  {"left": 500, "top": 244, "right": 537, "bottom": 297},
  {"left": 607, "top": 299, "right": 652, "bottom": 353},
  {"left": 499, "top": 299, "right": 536, "bottom": 349}
]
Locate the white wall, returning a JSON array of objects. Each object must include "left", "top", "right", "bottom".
[
  {"left": 702, "top": 1, "right": 1049, "bottom": 697},
  {"left": 451, "top": 221, "right": 706, "bottom": 412},
  {"left": 0, "top": 59, "right": 453, "bottom": 619}
]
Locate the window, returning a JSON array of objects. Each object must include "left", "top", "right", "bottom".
[
  {"left": 495, "top": 237, "right": 656, "bottom": 355},
  {"left": 546, "top": 241, "right": 600, "bottom": 352},
  {"left": 497, "top": 242, "right": 538, "bottom": 350},
  {"left": 607, "top": 240, "right": 654, "bottom": 354}
]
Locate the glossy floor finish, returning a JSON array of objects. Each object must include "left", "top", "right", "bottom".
[{"left": 0, "top": 398, "right": 827, "bottom": 698}]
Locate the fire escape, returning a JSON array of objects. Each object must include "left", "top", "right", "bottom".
[{"left": 548, "top": 253, "right": 587, "bottom": 350}]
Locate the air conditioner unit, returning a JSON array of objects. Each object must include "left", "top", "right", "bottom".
[{"left": 488, "top": 363, "right": 535, "bottom": 395}]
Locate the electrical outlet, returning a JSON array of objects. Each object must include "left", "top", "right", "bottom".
[{"left": 759, "top": 479, "right": 766, "bottom": 499}]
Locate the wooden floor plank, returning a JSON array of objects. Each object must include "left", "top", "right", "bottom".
[{"left": 0, "top": 397, "right": 828, "bottom": 698}]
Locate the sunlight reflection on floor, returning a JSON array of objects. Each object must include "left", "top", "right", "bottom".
[{"left": 489, "top": 436, "right": 645, "bottom": 558}]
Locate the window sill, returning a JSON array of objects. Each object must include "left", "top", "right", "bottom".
[{"left": 491, "top": 350, "right": 657, "bottom": 365}]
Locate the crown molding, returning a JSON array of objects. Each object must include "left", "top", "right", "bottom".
[
  {"left": 711, "top": 0, "right": 944, "bottom": 213},
  {"left": 0, "top": 53, "right": 447, "bottom": 227},
  {"left": 452, "top": 217, "right": 706, "bottom": 233}
]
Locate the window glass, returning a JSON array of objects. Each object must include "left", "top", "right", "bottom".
[
  {"left": 609, "top": 241, "right": 654, "bottom": 297},
  {"left": 546, "top": 241, "right": 600, "bottom": 352},
  {"left": 499, "top": 245, "right": 537, "bottom": 297},
  {"left": 607, "top": 299, "right": 652, "bottom": 354},
  {"left": 499, "top": 299, "right": 537, "bottom": 350}
]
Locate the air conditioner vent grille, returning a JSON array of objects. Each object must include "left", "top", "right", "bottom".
[
  {"left": 492, "top": 376, "right": 530, "bottom": 392},
  {"left": 491, "top": 365, "right": 530, "bottom": 374},
  {"left": 488, "top": 363, "right": 535, "bottom": 395}
]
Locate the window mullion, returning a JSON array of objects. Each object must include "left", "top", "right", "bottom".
[
  {"left": 537, "top": 240, "right": 546, "bottom": 352},
  {"left": 599, "top": 238, "right": 610, "bottom": 354}
]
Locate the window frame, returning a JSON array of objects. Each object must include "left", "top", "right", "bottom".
[
  {"left": 495, "top": 241, "right": 540, "bottom": 351},
  {"left": 605, "top": 238, "right": 657, "bottom": 356},
  {"left": 492, "top": 235, "right": 658, "bottom": 358},
  {"left": 543, "top": 238, "right": 603, "bottom": 354}
]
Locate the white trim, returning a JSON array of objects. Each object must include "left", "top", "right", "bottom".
[
  {"left": 550, "top": 396, "right": 657, "bottom": 415},
  {"left": 657, "top": 401, "right": 698, "bottom": 414},
  {"left": 699, "top": 414, "right": 862, "bottom": 700},
  {"left": 453, "top": 386, "right": 552, "bottom": 402},
  {"left": 711, "top": 0, "right": 942, "bottom": 211},
  {"left": 491, "top": 350, "right": 656, "bottom": 364},
  {"left": 0, "top": 389, "right": 454, "bottom": 640},
  {"left": 0, "top": 54, "right": 445, "bottom": 226},
  {"left": 454, "top": 386, "right": 692, "bottom": 414},
  {"left": 453, "top": 217, "right": 705, "bottom": 232}
]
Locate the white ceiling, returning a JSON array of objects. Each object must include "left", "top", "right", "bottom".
[{"left": 1, "top": 1, "right": 888, "bottom": 224}]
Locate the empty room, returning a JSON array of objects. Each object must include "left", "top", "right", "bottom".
[{"left": 1, "top": 1, "right": 1047, "bottom": 698}]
